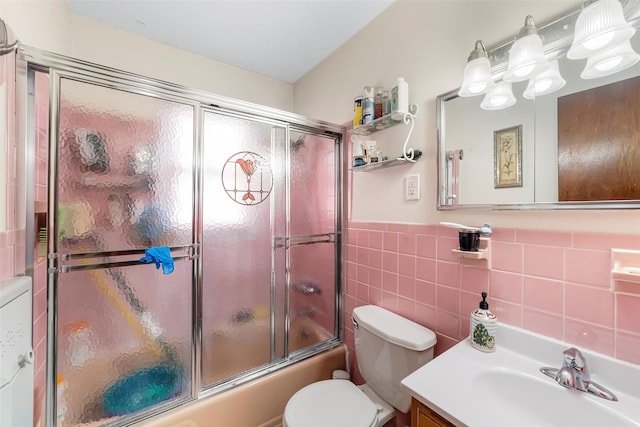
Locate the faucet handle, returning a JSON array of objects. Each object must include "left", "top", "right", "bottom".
[
  {"left": 563, "top": 347, "right": 585, "bottom": 366},
  {"left": 562, "top": 347, "right": 590, "bottom": 380}
]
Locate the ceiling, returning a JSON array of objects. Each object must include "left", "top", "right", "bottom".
[{"left": 67, "top": 0, "right": 394, "bottom": 83}]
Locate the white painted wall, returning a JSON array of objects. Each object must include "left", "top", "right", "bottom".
[
  {"left": 0, "top": 0, "right": 294, "bottom": 110},
  {"left": 2, "top": 0, "right": 639, "bottom": 233},
  {"left": 294, "top": 0, "right": 640, "bottom": 233}
]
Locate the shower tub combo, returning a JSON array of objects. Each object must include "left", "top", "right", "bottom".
[{"left": 18, "top": 46, "right": 344, "bottom": 426}]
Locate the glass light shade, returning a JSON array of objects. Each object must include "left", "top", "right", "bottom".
[
  {"left": 481, "top": 81, "right": 516, "bottom": 110},
  {"left": 567, "top": 0, "right": 635, "bottom": 59},
  {"left": 581, "top": 39, "right": 640, "bottom": 79},
  {"left": 459, "top": 57, "right": 495, "bottom": 97},
  {"left": 523, "top": 60, "right": 566, "bottom": 99},
  {"left": 504, "top": 33, "right": 550, "bottom": 82}
]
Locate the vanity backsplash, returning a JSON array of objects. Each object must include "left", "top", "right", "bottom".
[{"left": 344, "top": 222, "right": 640, "bottom": 369}]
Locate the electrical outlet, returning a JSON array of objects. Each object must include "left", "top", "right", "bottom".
[{"left": 405, "top": 174, "right": 420, "bottom": 200}]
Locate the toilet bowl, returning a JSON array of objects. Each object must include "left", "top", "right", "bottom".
[
  {"left": 283, "top": 380, "right": 381, "bottom": 427},
  {"left": 283, "top": 305, "right": 436, "bottom": 427}
]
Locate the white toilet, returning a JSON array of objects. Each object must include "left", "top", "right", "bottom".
[{"left": 283, "top": 305, "right": 437, "bottom": 427}]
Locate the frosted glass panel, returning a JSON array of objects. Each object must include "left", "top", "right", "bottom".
[
  {"left": 56, "top": 79, "right": 194, "bottom": 254},
  {"left": 55, "top": 261, "right": 192, "bottom": 425},
  {"left": 289, "top": 242, "right": 335, "bottom": 353},
  {"left": 53, "top": 78, "right": 195, "bottom": 425},
  {"left": 201, "top": 111, "right": 286, "bottom": 386},
  {"left": 289, "top": 132, "right": 336, "bottom": 236},
  {"left": 289, "top": 131, "right": 337, "bottom": 353}
]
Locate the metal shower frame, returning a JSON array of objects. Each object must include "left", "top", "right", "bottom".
[{"left": 17, "top": 45, "right": 345, "bottom": 427}]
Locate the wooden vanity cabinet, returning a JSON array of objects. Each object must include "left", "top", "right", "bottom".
[{"left": 411, "top": 398, "right": 455, "bottom": 427}]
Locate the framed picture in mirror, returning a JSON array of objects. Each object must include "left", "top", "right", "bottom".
[{"left": 494, "top": 125, "right": 522, "bottom": 188}]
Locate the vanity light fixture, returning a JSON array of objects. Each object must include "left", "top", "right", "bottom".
[
  {"left": 504, "top": 15, "right": 550, "bottom": 82},
  {"left": 523, "top": 60, "right": 566, "bottom": 99},
  {"left": 480, "top": 81, "right": 516, "bottom": 110},
  {"left": 567, "top": 0, "right": 636, "bottom": 60},
  {"left": 458, "top": 40, "right": 495, "bottom": 97},
  {"left": 581, "top": 38, "right": 640, "bottom": 78}
]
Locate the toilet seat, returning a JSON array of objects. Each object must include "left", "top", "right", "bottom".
[{"left": 284, "top": 380, "right": 378, "bottom": 427}]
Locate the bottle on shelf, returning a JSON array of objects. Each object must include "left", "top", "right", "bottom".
[
  {"left": 353, "top": 96, "right": 363, "bottom": 127},
  {"left": 382, "top": 90, "right": 391, "bottom": 127},
  {"left": 391, "top": 77, "right": 409, "bottom": 119},
  {"left": 363, "top": 86, "right": 374, "bottom": 125},
  {"left": 374, "top": 86, "right": 383, "bottom": 120}
]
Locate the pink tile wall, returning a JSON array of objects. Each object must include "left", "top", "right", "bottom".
[{"left": 344, "top": 222, "right": 640, "bottom": 385}]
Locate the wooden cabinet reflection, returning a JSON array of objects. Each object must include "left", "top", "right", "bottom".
[{"left": 558, "top": 75, "right": 640, "bottom": 201}]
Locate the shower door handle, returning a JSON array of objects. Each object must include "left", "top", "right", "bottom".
[
  {"left": 51, "top": 244, "right": 198, "bottom": 273},
  {"left": 274, "top": 232, "right": 336, "bottom": 249}
]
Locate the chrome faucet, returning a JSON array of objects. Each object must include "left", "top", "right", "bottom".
[
  {"left": 293, "top": 281, "right": 322, "bottom": 296},
  {"left": 540, "top": 347, "right": 618, "bottom": 401}
]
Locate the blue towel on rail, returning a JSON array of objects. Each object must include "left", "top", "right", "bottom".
[{"left": 140, "top": 246, "right": 174, "bottom": 275}]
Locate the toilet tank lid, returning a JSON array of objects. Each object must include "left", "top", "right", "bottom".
[{"left": 352, "top": 305, "right": 437, "bottom": 351}]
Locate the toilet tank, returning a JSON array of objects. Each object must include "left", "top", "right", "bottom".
[{"left": 352, "top": 305, "right": 436, "bottom": 413}]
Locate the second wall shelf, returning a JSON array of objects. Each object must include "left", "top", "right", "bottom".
[
  {"left": 451, "top": 237, "right": 491, "bottom": 267},
  {"left": 351, "top": 157, "right": 414, "bottom": 172},
  {"left": 348, "top": 104, "right": 419, "bottom": 171}
]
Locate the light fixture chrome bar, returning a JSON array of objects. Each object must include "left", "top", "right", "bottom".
[{"left": 486, "top": 0, "right": 640, "bottom": 77}]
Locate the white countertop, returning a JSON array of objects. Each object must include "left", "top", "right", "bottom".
[{"left": 401, "top": 323, "right": 640, "bottom": 427}]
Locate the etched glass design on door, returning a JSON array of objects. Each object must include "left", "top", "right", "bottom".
[{"left": 201, "top": 111, "right": 286, "bottom": 387}]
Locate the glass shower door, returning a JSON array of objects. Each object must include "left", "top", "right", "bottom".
[
  {"left": 200, "top": 109, "right": 286, "bottom": 387},
  {"left": 51, "top": 75, "right": 195, "bottom": 425},
  {"left": 288, "top": 131, "right": 339, "bottom": 353}
]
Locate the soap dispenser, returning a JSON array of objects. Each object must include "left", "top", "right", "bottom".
[{"left": 470, "top": 292, "right": 497, "bottom": 352}]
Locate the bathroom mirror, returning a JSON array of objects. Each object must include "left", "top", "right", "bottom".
[{"left": 437, "top": 1, "right": 640, "bottom": 210}]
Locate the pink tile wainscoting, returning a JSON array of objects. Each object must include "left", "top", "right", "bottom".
[{"left": 344, "top": 222, "right": 640, "bottom": 384}]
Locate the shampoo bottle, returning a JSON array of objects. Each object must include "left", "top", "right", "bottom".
[
  {"left": 470, "top": 292, "right": 497, "bottom": 352},
  {"left": 391, "top": 77, "right": 409, "bottom": 118}
]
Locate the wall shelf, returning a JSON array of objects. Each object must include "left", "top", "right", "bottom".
[
  {"left": 349, "top": 104, "right": 417, "bottom": 136},
  {"left": 452, "top": 248, "right": 488, "bottom": 259},
  {"left": 351, "top": 157, "right": 413, "bottom": 172},
  {"left": 349, "top": 104, "right": 419, "bottom": 170},
  {"left": 452, "top": 237, "right": 490, "bottom": 267},
  {"left": 611, "top": 249, "right": 640, "bottom": 294}
]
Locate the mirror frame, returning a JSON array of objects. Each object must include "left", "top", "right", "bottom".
[{"left": 437, "top": 0, "right": 640, "bottom": 210}]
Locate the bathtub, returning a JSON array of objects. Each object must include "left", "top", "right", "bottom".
[
  {"left": 203, "top": 315, "right": 334, "bottom": 385},
  {"left": 58, "top": 316, "right": 343, "bottom": 426},
  {"left": 142, "top": 345, "right": 346, "bottom": 427}
]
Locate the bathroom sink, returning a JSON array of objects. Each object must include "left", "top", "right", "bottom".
[
  {"left": 472, "top": 368, "right": 636, "bottom": 426},
  {"left": 401, "top": 324, "right": 640, "bottom": 426}
]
